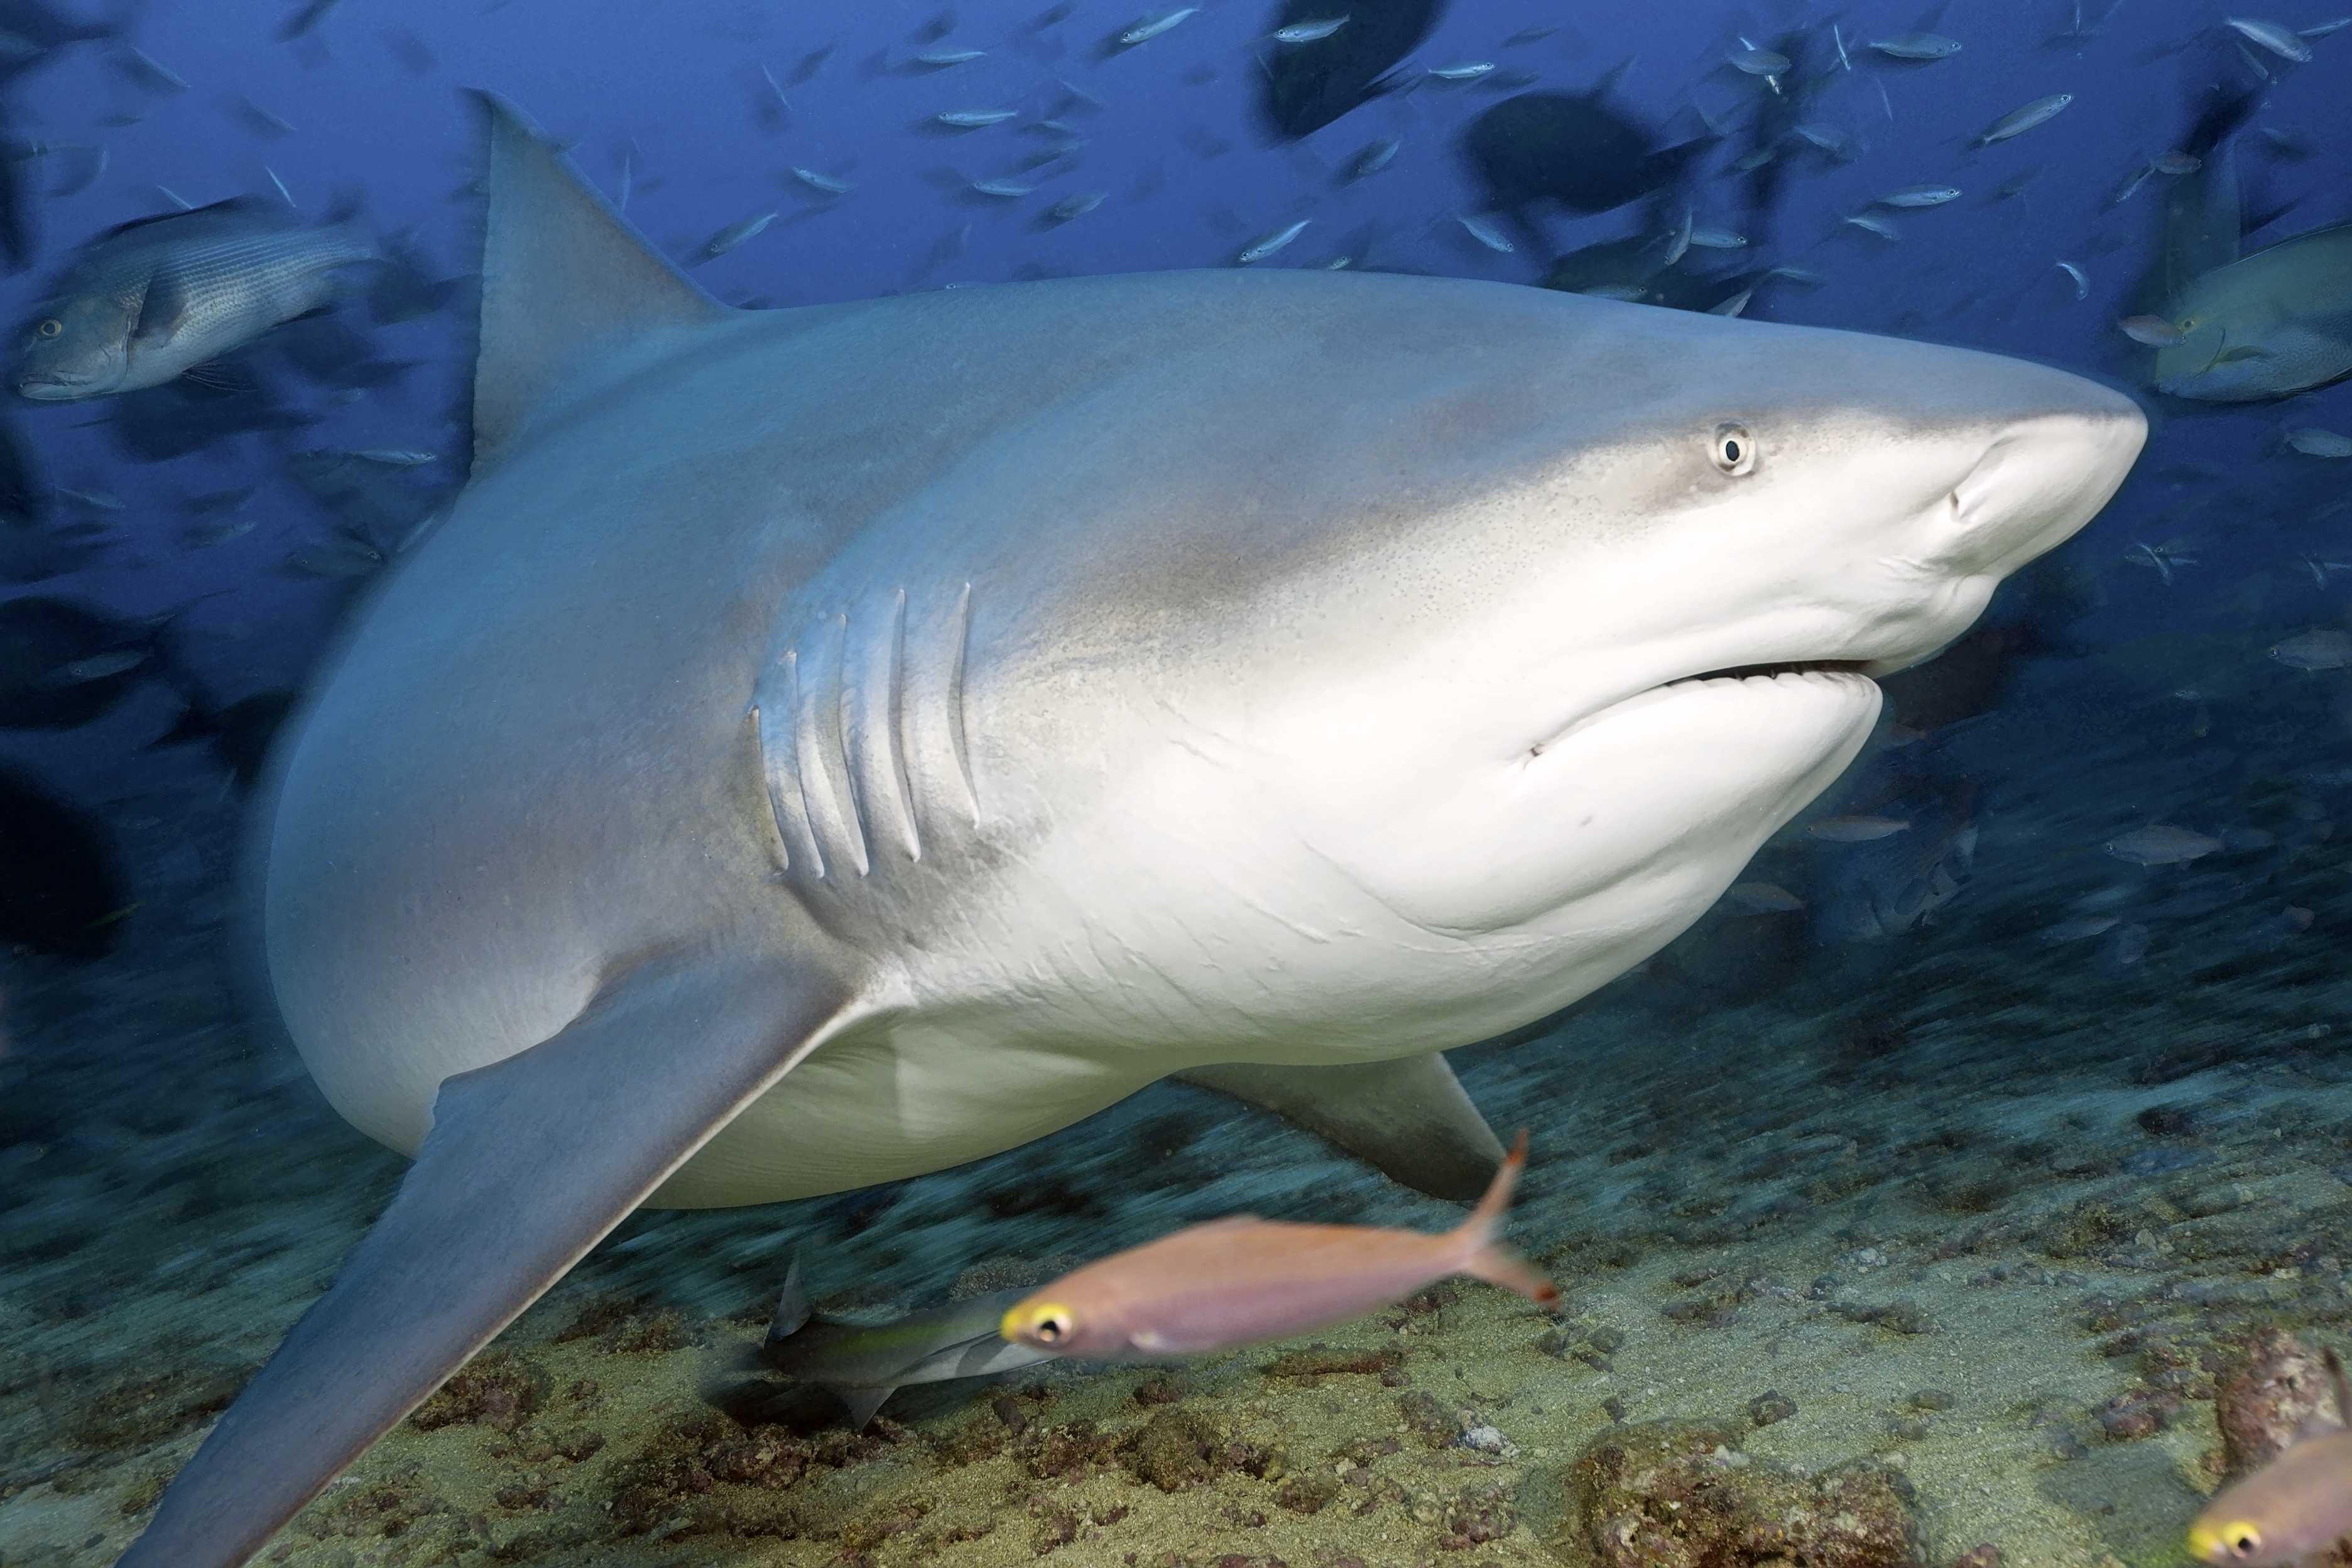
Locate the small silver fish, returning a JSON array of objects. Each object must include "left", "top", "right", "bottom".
[
  {"left": 934, "top": 108, "right": 1017, "bottom": 129},
  {"left": 1808, "top": 815, "right": 1910, "bottom": 842},
  {"left": 1660, "top": 207, "right": 1694, "bottom": 267},
  {"left": 2040, "top": 913, "right": 2120, "bottom": 943},
  {"left": 969, "top": 178, "right": 1033, "bottom": 199},
  {"left": 1843, "top": 213, "right": 1900, "bottom": 240},
  {"left": 1793, "top": 122, "right": 1850, "bottom": 156},
  {"left": 1426, "top": 60, "right": 1496, "bottom": 81},
  {"left": 913, "top": 47, "right": 987, "bottom": 67},
  {"left": 352, "top": 449, "right": 438, "bottom": 467},
  {"left": 1876, "top": 184, "right": 1961, "bottom": 208},
  {"left": 2104, "top": 824, "right": 2223, "bottom": 864},
  {"left": 1044, "top": 191, "right": 1106, "bottom": 223},
  {"left": 791, "top": 167, "right": 854, "bottom": 195},
  {"left": 1349, "top": 136, "right": 1400, "bottom": 180},
  {"left": 1001, "top": 1131, "right": 1557, "bottom": 1359},
  {"left": 1728, "top": 45, "right": 1790, "bottom": 76},
  {"left": 2224, "top": 15, "right": 2314, "bottom": 61},
  {"left": 1870, "top": 31, "right": 1963, "bottom": 60},
  {"left": 2118, "top": 314, "right": 2186, "bottom": 347},
  {"left": 2271, "top": 629, "right": 2352, "bottom": 671},
  {"left": 1116, "top": 7, "right": 1197, "bottom": 46},
  {"left": 57, "top": 649, "right": 146, "bottom": 684},
  {"left": 1456, "top": 213, "right": 1514, "bottom": 253},
  {"left": 2285, "top": 427, "right": 2352, "bottom": 458},
  {"left": 1687, "top": 226, "right": 1746, "bottom": 249},
  {"left": 1273, "top": 17, "right": 1349, "bottom": 45},
  {"left": 2125, "top": 540, "right": 2197, "bottom": 584},
  {"left": 1975, "top": 94, "right": 2073, "bottom": 146},
  {"left": 1727, "top": 882, "right": 1805, "bottom": 913},
  {"left": 2055, "top": 260, "right": 2089, "bottom": 300},
  {"left": 697, "top": 210, "right": 776, "bottom": 263},
  {"left": 1235, "top": 218, "right": 1310, "bottom": 264}
]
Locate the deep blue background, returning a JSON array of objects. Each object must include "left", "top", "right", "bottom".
[{"left": 2, "top": 0, "right": 2345, "bottom": 804}]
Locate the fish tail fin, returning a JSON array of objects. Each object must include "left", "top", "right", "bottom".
[
  {"left": 1464, "top": 1241, "right": 1561, "bottom": 1309},
  {"left": 1461, "top": 1127, "right": 1527, "bottom": 1236},
  {"left": 1453, "top": 1129, "right": 1560, "bottom": 1309}
]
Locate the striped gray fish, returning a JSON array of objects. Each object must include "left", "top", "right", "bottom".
[
  {"left": 14, "top": 197, "right": 376, "bottom": 401},
  {"left": 760, "top": 1259, "right": 1055, "bottom": 1427}
]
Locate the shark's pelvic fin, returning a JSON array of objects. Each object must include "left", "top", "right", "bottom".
[
  {"left": 1176, "top": 1054, "right": 1506, "bottom": 1202},
  {"left": 830, "top": 1384, "right": 898, "bottom": 1431},
  {"left": 465, "top": 90, "right": 726, "bottom": 474},
  {"left": 118, "top": 954, "right": 850, "bottom": 1568}
]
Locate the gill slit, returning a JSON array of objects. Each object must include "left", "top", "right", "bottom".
[
  {"left": 947, "top": 581, "right": 982, "bottom": 824},
  {"left": 830, "top": 611, "right": 873, "bottom": 878},
  {"left": 783, "top": 649, "right": 827, "bottom": 881},
  {"left": 748, "top": 705, "right": 790, "bottom": 871},
  {"left": 883, "top": 587, "right": 923, "bottom": 861}
]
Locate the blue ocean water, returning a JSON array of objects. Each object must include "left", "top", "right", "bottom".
[{"left": 3, "top": 3, "right": 2350, "bottom": 1566}]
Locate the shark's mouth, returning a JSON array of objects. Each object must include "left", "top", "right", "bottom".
[
  {"left": 1668, "top": 658, "right": 1875, "bottom": 686},
  {"left": 1531, "top": 660, "right": 1876, "bottom": 760}
]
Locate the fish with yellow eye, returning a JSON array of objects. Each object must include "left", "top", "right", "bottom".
[
  {"left": 1001, "top": 1131, "right": 1558, "bottom": 1359},
  {"left": 2187, "top": 1348, "right": 2352, "bottom": 1565}
]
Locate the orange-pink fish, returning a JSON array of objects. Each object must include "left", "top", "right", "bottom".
[
  {"left": 1000, "top": 1131, "right": 1559, "bottom": 1358},
  {"left": 2188, "top": 1349, "right": 2352, "bottom": 1565}
]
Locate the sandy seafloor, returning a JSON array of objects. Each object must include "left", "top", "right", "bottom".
[{"left": 4, "top": 653, "right": 2351, "bottom": 1568}]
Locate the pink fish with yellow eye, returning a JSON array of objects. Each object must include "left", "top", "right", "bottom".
[
  {"left": 2188, "top": 1348, "right": 2352, "bottom": 1566},
  {"left": 1000, "top": 1131, "right": 1559, "bottom": 1358}
]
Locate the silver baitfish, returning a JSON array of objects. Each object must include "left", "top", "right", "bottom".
[{"left": 15, "top": 197, "right": 376, "bottom": 401}]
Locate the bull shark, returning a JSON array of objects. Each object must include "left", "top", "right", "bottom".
[{"left": 118, "top": 93, "right": 2143, "bottom": 1566}]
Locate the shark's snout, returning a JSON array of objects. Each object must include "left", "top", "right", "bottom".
[{"left": 1951, "top": 388, "right": 2147, "bottom": 579}]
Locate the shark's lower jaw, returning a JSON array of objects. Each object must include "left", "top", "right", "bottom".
[{"left": 1532, "top": 662, "right": 1877, "bottom": 761}]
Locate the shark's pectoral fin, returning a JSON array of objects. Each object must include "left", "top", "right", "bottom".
[
  {"left": 1175, "top": 1054, "right": 1505, "bottom": 1202},
  {"left": 120, "top": 953, "right": 851, "bottom": 1568}
]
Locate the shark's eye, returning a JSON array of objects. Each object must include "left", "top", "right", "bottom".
[
  {"left": 36, "top": 319, "right": 62, "bottom": 338},
  {"left": 2225, "top": 1523, "right": 2260, "bottom": 1558},
  {"left": 1711, "top": 422, "right": 1756, "bottom": 476},
  {"left": 1029, "top": 1306, "right": 1072, "bottom": 1343},
  {"left": 2179, "top": 316, "right": 2198, "bottom": 332}
]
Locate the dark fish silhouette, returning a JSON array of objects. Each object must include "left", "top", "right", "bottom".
[
  {"left": 1461, "top": 86, "right": 1714, "bottom": 253},
  {"left": 151, "top": 688, "right": 298, "bottom": 791},
  {"left": 0, "top": 594, "right": 184, "bottom": 729},
  {"left": 1256, "top": 0, "right": 1442, "bottom": 141},
  {"left": 0, "top": 763, "right": 126, "bottom": 959},
  {"left": 0, "top": 0, "right": 116, "bottom": 84}
]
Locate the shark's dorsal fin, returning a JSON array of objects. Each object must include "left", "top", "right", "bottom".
[{"left": 465, "top": 91, "right": 726, "bottom": 473}]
